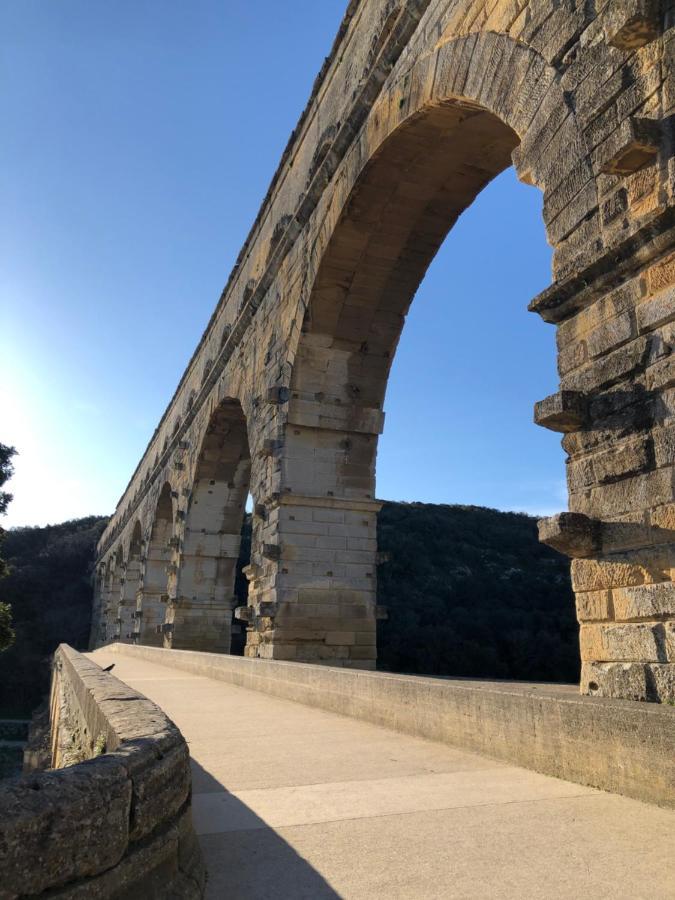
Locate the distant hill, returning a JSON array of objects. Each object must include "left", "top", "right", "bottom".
[
  {"left": 0, "top": 503, "right": 578, "bottom": 717},
  {"left": 0, "top": 516, "right": 108, "bottom": 716},
  {"left": 374, "top": 502, "right": 578, "bottom": 683}
]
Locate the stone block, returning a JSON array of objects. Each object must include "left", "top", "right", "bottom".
[
  {"left": 581, "top": 661, "right": 650, "bottom": 700},
  {"left": 646, "top": 251, "right": 675, "bottom": 294},
  {"left": 637, "top": 285, "right": 675, "bottom": 332},
  {"left": 571, "top": 557, "right": 648, "bottom": 592},
  {"left": 538, "top": 513, "right": 600, "bottom": 558},
  {"left": 575, "top": 589, "right": 613, "bottom": 622},
  {"left": 533, "top": 391, "right": 587, "bottom": 432},
  {"left": 613, "top": 581, "right": 675, "bottom": 620},
  {"left": 579, "top": 622, "right": 666, "bottom": 662},
  {"left": 0, "top": 757, "right": 132, "bottom": 896},
  {"left": 124, "top": 742, "right": 191, "bottom": 842},
  {"left": 586, "top": 312, "right": 634, "bottom": 358},
  {"left": 605, "top": 0, "right": 661, "bottom": 50},
  {"left": 596, "top": 117, "right": 661, "bottom": 176}
]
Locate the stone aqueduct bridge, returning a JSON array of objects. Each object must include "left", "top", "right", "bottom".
[{"left": 92, "top": 0, "right": 675, "bottom": 702}]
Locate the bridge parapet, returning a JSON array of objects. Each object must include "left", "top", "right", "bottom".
[{"left": 0, "top": 645, "right": 205, "bottom": 899}]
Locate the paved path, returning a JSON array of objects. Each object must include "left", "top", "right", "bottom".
[{"left": 89, "top": 650, "right": 675, "bottom": 900}]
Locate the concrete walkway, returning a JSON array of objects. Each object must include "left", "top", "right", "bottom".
[{"left": 89, "top": 650, "right": 675, "bottom": 900}]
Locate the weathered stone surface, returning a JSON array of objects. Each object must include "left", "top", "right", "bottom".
[
  {"left": 0, "top": 756, "right": 132, "bottom": 896},
  {"left": 579, "top": 622, "right": 669, "bottom": 663},
  {"left": 604, "top": 0, "right": 661, "bottom": 51},
  {"left": 0, "top": 647, "right": 205, "bottom": 900},
  {"left": 613, "top": 582, "right": 675, "bottom": 621},
  {"left": 575, "top": 589, "right": 613, "bottom": 623},
  {"left": 533, "top": 391, "right": 587, "bottom": 432},
  {"left": 596, "top": 117, "right": 661, "bottom": 176},
  {"left": 85, "top": 1, "right": 675, "bottom": 702},
  {"left": 538, "top": 513, "right": 600, "bottom": 558}
]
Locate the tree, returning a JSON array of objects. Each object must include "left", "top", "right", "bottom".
[{"left": 0, "top": 443, "right": 17, "bottom": 650}]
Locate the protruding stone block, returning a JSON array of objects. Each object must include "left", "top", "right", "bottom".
[
  {"left": 234, "top": 605, "right": 254, "bottom": 622},
  {"left": 262, "top": 543, "right": 281, "bottom": 561},
  {"left": 266, "top": 386, "right": 290, "bottom": 404},
  {"left": 534, "top": 391, "right": 587, "bottom": 433},
  {"left": 597, "top": 118, "right": 660, "bottom": 176},
  {"left": 605, "top": 0, "right": 660, "bottom": 50},
  {"left": 242, "top": 563, "right": 261, "bottom": 581},
  {"left": 538, "top": 512, "right": 601, "bottom": 558}
]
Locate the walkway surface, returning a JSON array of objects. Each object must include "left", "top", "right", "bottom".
[{"left": 89, "top": 650, "right": 675, "bottom": 900}]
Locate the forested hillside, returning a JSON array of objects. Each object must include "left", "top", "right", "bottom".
[
  {"left": 375, "top": 502, "right": 579, "bottom": 683},
  {"left": 0, "top": 503, "right": 578, "bottom": 717},
  {"left": 0, "top": 516, "right": 108, "bottom": 716}
]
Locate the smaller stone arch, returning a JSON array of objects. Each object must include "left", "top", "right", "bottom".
[
  {"left": 117, "top": 520, "right": 143, "bottom": 643},
  {"left": 106, "top": 546, "right": 125, "bottom": 642},
  {"left": 88, "top": 562, "right": 108, "bottom": 649},
  {"left": 136, "top": 482, "right": 175, "bottom": 646},
  {"left": 165, "top": 397, "right": 252, "bottom": 653}
]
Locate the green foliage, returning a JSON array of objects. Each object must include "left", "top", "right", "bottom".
[
  {"left": 375, "top": 502, "right": 579, "bottom": 683},
  {"left": 0, "top": 602, "right": 14, "bottom": 654},
  {"left": 0, "top": 443, "right": 16, "bottom": 518},
  {"left": 0, "top": 516, "right": 108, "bottom": 716},
  {"left": 0, "top": 443, "right": 17, "bottom": 647}
]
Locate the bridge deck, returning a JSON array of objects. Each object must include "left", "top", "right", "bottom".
[{"left": 88, "top": 650, "right": 675, "bottom": 900}]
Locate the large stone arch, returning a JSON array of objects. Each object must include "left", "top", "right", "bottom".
[
  {"left": 240, "top": 34, "right": 577, "bottom": 667},
  {"left": 93, "top": 2, "right": 674, "bottom": 700}
]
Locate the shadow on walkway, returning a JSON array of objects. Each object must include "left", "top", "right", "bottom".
[{"left": 190, "top": 759, "right": 341, "bottom": 900}]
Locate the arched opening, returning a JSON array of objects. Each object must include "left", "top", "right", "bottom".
[
  {"left": 166, "top": 397, "right": 251, "bottom": 653},
  {"left": 138, "top": 482, "right": 174, "bottom": 645},
  {"left": 372, "top": 164, "right": 579, "bottom": 683},
  {"left": 256, "top": 97, "right": 574, "bottom": 672},
  {"left": 108, "top": 545, "right": 124, "bottom": 642},
  {"left": 89, "top": 563, "right": 106, "bottom": 649},
  {"left": 118, "top": 520, "right": 142, "bottom": 644}
]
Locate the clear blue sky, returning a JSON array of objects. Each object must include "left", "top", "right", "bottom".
[{"left": 1, "top": 1, "right": 564, "bottom": 528}]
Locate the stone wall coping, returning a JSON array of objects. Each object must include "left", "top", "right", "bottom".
[
  {"left": 107, "top": 643, "right": 675, "bottom": 810},
  {"left": 0, "top": 645, "right": 204, "bottom": 899}
]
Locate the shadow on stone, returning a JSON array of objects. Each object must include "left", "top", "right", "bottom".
[{"left": 190, "top": 758, "right": 340, "bottom": 899}]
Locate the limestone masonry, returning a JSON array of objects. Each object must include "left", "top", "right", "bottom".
[
  {"left": 0, "top": 646, "right": 205, "bottom": 898},
  {"left": 91, "top": 0, "right": 675, "bottom": 702}
]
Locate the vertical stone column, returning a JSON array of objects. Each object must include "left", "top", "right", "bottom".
[
  {"left": 536, "top": 251, "right": 675, "bottom": 702},
  {"left": 240, "top": 385, "right": 383, "bottom": 668},
  {"left": 136, "top": 546, "right": 169, "bottom": 646},
  {"left": 88, "top": 568, "right": 105, "bottom": 650},
  {"left": 242, "top": 494, "right": 381, "bottom": 667},
  {"left": 119, "top": 557, "right": 141, "bottom": 643},
  {"left": 165, "top": 529, "right": 241, "bottom": 654},
  {"left": 107, "top": 559, "right": 123, "bottom": 643}
]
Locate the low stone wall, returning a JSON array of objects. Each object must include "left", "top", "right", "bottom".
[
  {"left": 109, "top": 643, "right": 675, "bottom": 810},
  {"left": 0, "top": 645, "right": 205, "bottom": 899}
]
